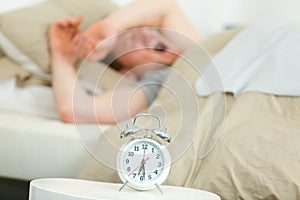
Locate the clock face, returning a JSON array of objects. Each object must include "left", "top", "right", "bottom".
[{"left": 117, "top": 138, "right": 171, "bottom": 190}]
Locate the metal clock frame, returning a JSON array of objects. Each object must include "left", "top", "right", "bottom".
[{"left": 116, "top": 113, "right": 171, "bottom": 194}]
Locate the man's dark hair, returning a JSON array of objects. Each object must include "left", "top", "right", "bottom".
[{"left": 102, "top": 52, "right": 123, "bottom": 71}]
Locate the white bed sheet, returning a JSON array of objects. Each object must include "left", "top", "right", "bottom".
[{"left": 0, "top": 77, "right": 59, "bottom": 119}]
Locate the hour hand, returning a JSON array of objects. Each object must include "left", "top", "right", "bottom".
[{"left": 138, "top": 165, "right": 145, "bottom": 177}]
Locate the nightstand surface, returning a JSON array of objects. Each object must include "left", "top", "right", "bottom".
[{"left": 29, "top": 178, "right": 220, "bottom": 200}]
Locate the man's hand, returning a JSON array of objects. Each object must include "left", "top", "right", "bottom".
[
  {"left": 72, "top": 20, "right": 117, "bottom": 61},
  {"left": 48, "top": 16, "right": 83, "bottom": 65}
]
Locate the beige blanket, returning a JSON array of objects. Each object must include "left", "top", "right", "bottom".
[{"left": 78, "top": 27, "right": 300, "bottom": 200}]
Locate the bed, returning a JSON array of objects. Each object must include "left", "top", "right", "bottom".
[
  {"left": 1, "top": 0, "right": 300, "bottom": 200},
  {"left": 0, "top": 0, "right": 117, "bottom": 181}
]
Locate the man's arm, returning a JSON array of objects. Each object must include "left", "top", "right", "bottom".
[
  {"left": 74, "top": 0, "right": 201, "bottom": 59},
  {"left": 49, "top": 18, "right": 148, "bottom": 124},
  {"left": 106, "top": 0, "right": 201, "bottom": 41},
  {"left": 51, "top": 53, "right": 148, "bottom": 124}
]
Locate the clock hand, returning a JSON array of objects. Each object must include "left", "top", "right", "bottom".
[
  {"left": 139, "top": 156, "right": 149, "bottom": 176},
  {"left": 128, "top": 157, "right": 150, "bottom": 177},
  {"left": 138, "top": 164, "right": 144, "bottom": 176},
  {"left": 128, "top": 164, "right": 142, "bottom": 177},
  {"left": 141, "top": 165, "right": 145, "bottom": 177},
  {"left": 141, "top": 157, "right": 150, "bottom": 165}
]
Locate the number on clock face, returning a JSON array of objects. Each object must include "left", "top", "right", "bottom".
[{"left": 120, "top": 140, "right": 166, "bottom": 184}]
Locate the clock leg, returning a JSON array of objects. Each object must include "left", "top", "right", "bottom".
[
  {"left": 155, "top": 183, "right": 163, "bottom": 195},
  {"left": 119, "top": 181, "right": 129, "bottom": 192}
]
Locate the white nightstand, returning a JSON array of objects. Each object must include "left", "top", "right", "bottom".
[{"left": 29, "top": 178, "right": 220, "bottom": 200}]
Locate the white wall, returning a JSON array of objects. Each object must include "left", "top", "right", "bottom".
[
  {"left": 1, "top": 0, "right": 300, "bottom": 38},
  {"left": 0, "top": 0, "right": 46, "bottom": 13}
]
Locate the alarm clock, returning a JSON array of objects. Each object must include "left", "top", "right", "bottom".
[{"left": 116, "top": 113, "right": 171, "bottom": 193}]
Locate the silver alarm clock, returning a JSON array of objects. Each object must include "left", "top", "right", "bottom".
[{"left": 116, "top": 113, "right": 171, "bottom": 193}]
